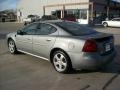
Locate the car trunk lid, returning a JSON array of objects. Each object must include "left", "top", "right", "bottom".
[{"left": 75, "top": 32, "right": 114, "bottom": 55}]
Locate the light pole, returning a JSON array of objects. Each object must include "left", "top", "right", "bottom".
[{"left": 106, "top": 0, "right": 110, "bottom": 19}]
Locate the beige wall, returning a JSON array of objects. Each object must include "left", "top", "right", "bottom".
[
  {"left": 17, "top": 0, "right": 89, "bottom": 19},
  {"left": 17, "top": 0, "right": 41, "bottom": 18}
]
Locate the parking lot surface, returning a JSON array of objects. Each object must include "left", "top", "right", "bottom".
[{"left": 0, "top": 23, "right": 120, "bottom": 90}]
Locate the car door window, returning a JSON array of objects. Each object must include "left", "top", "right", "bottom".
[
  {"left": 22, "top": 23, "right": 38, "bottom": 35},
  {"left": 36, "top": 23, "right": 57, "bottom": 35}
]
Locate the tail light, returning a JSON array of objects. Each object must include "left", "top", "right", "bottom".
[{"left": 82, "top": 40, "right": 97, "bottom": 52}]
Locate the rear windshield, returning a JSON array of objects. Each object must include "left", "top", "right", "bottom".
[{"left": 54, "top": 22, "right": 97, "bottom": 36}]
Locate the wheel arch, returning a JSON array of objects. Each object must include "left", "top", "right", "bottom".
[
  {"left": 7, "top": 37, "right": 18, "bottom": 54},
  {"left": 50, "top": 48, "right": 72, "bottom": 64},
  {"left": 7, "top": 37, "right": 13, "bottom": 46},
  {"left": 103, "top": 22, "right": 107, "bottom": 24}
]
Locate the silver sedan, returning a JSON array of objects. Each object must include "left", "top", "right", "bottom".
[{"left": 7, "top": 20, "right": 116, "bottom": 73}]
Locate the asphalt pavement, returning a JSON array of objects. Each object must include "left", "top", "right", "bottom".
[{"left": 0, "top": 22, "right": 120, "bottom": 90}]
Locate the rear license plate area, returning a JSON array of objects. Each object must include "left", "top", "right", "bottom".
[{"left": 104, "top": 43, "right": 111, "bottom": 52}]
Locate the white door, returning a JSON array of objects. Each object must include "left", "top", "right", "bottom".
[
  {"left": 109, "top": 18, "right": 120, "bottom": 27},
  {"left": 114, "top": 19, "right": 120, "bottom": 27}
]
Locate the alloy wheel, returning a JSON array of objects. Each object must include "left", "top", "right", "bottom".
[
  {"left": 53, "top": 53, "right": 67, "bottom": 72},
  {"left": 8, "top": 40, "right": 15, "bottom": 53},
  {"left": 103, "top": 23, "right": 108, "bottom": 27}
]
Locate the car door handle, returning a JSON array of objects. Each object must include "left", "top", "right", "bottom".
[{"left": 46, "top": 39, "right": 51, "bottom": 41}]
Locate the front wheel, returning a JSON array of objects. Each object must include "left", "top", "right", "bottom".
[
  {"left": 8, "top": 39, "right": 18, "bottom": 54},
  {"left": 103, "top": 22, "right": 108, "bottom": 27},
  {"left": 52, "top": 51, "right": 72, "bottom": 73}
]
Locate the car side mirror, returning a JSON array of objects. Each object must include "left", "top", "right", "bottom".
[{"left": 17, "top": 30, "right": 24, "bottom": 35}]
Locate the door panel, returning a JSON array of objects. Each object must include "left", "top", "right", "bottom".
[
  {"left": 16, "top": 35, "right": 33, "bottom": 53},
  {"left": 108, "top": 21, "right": 114, "bottom": 26},
  {"left": 109, "top": 21, "right": 120, "bottom": 27},
  {"left": 116, "top": 21, "right": 120, "bottom": 27},
  {"left": 16, "top": 23, "right": 38, "bottom": 53},
  {"left": 33, "top": 36, "right": 56, "bottom": 58},
  {"left": 32, "top": 23, "right": 58, "bottom": 59},
  {"left": 109, "top": 19, "right": 120, "bottom": 27}
]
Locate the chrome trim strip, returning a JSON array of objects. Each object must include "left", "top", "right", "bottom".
[{"left": 18, "top": 50, "right": 49, "bottom": 61}]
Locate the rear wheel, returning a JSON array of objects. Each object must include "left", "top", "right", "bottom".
[
  {"left": 103, "top": 22, "right": 108, "bottom": 27},
  {"left": 8, "top": 39, "right": 18, "bottom": 54},
  {"left": 52, "top": 50, "right": 72, "bottom": 73}
]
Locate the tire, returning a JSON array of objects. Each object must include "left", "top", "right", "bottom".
[
  {"left": 52, "top": 50, "right": 72, "bottom": 73},
  {"left": 8, "top": 39, "right": 18, "bottom": 54},
  {"left": 103, "top": 22, "right": 108, "bottom": 27},
  {"left": 24, "top": 22, "right": 27, "bottom": 26}
]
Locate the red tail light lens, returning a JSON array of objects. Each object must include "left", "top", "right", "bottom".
[{"left": 82, "top": 40, "right": 97, "bottom": 52}]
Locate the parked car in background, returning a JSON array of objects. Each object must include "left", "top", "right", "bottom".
[
  {"left": 62, "top": 14, "right": 76, "bottom": 22},
  {"left": 7, "top": 20, "right": 116, "bottom": 73},
  {"left": 102, "top": 18, "right": 120, "bottom": 27},
  {"left": 23, "top": 15, "right": 40, "bottom": 25}
]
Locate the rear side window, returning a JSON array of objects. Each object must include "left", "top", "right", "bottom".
[
  {"left": 55, "top": 22, "right": 97, "bottom": 36},
  {"left": 36, "top": 23, "right": 57, "bottom": 35}
]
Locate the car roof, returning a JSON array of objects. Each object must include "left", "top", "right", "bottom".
[
  {"left": 31, "top": 20, "right": 61, "bottom": 24},
  {"left": 35, "top": 20, "right": 72, "bottom": 24},
  {"left": 39, "top": 20, "right": 78, "bottom": 24},
  {"left": 40, "top": 20, "right": 63, "bottom": 23}
]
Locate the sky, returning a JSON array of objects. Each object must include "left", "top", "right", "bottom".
[
  {"left": 0, "top": 0, "right": 120, "bottom": 11},
  {"left": 0, "top": 0, "right": 18, "bottom": 11}
]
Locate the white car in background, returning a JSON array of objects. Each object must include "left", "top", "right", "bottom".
[
  {"left": 23, "top": 15, "right": 40, "bottom": 25},
  {"left": 102, "top": 18, "right": 120, "bottom": 27}
]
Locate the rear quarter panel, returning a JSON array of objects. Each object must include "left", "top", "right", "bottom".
[{"left": 52, "top": 37, "right": 85, "bottom": 53}]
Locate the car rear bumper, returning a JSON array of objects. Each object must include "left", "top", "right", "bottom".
[{"left": 67, "top": 50, "right": 116, "bottom": 70}]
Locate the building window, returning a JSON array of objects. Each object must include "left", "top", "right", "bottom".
[
  {"left": 79, "top": 9, "right": 87, "bottom": 19},
  {"left": 51, "top": 9, "right": 88, "bottom": 20}
]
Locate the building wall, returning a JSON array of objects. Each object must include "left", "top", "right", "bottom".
[
  {"left": 17, "top": 0, "right": 89, "bottom": 19},
  {"left": 17, "top": 0, "right": 41, "bottom": 19},
  {"left": 90, "top": 0, "right": 107, "bottom": 13},
  {"left": 90, "top": 0, "right": 107, "bottom": 4}
]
